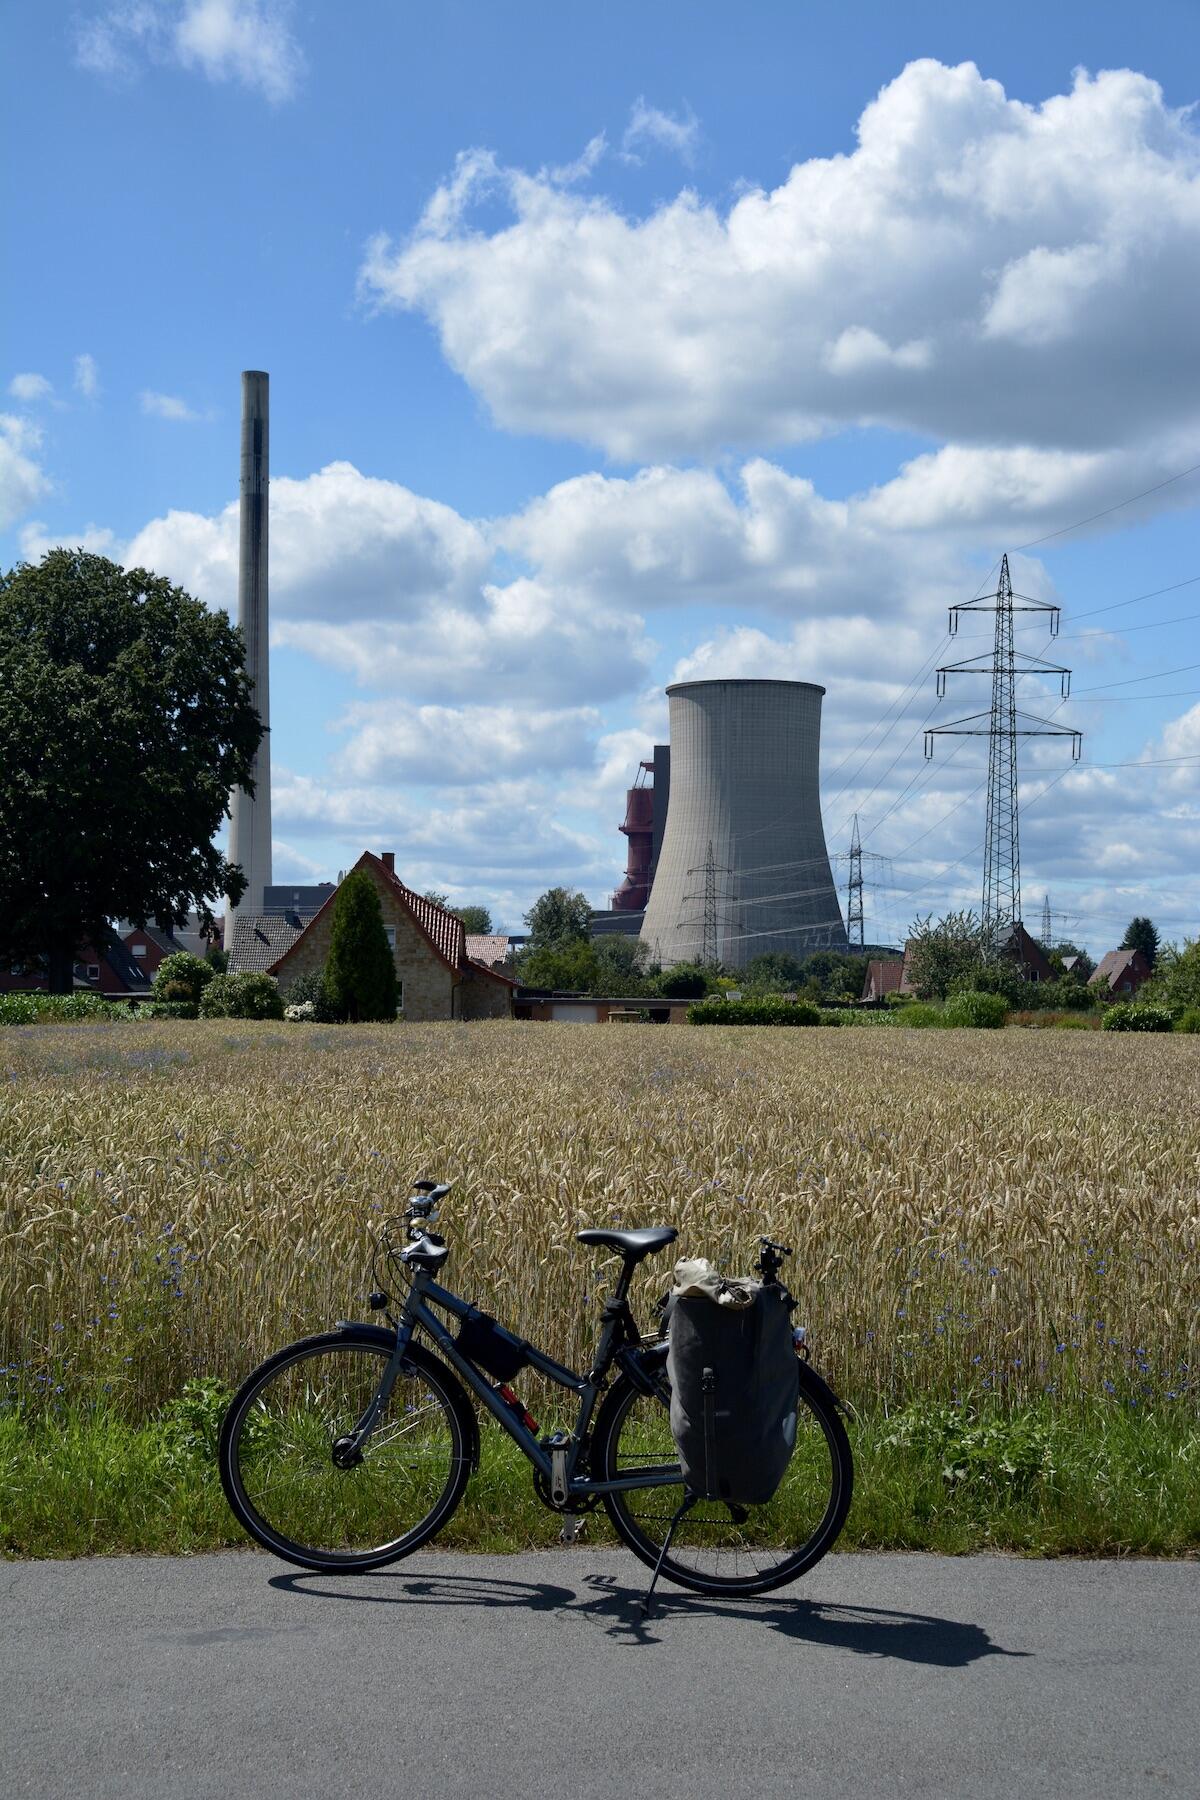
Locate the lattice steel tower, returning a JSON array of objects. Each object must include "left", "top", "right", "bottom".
[
  {"left": 846, "top": 815, "right": 865, "bottom": 949},
  {"left": 925, "top": 556, "right": 1081, "bottom": 955}
]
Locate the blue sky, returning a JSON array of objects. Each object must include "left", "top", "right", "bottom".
[{"left": 4, "top": 1, "right": 1199, "bottom": 949}]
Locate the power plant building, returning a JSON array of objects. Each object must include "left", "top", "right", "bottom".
[{"left": 637, "top": 678, "right": 847, "bottom": 968}]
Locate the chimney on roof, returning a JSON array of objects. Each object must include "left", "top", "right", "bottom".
[{"left": 381, "top": 852, "right": 395, "bottom": 873}]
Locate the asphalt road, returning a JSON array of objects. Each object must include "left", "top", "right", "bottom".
[{"left": 2, "top": 1549, "right": 1196, "bottom": 1799}]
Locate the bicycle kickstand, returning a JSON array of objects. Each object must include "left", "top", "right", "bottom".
[{"left": 641, "top": 1491, "right": 697, "bottom": 1620}]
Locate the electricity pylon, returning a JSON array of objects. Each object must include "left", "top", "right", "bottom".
[
  {"left": 846, "top": 815, "right": 865, "bottom": 948},
  {"left": 683, "top": 840, "right": 738, "bottom": 967},
  {"left": 925, "top": 555, "right": 1081, "bottom": 957}
]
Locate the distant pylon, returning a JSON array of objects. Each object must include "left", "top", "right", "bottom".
[
  {"left": 1041, "top": 892, "right": 1052, "bottom": 947},
  {"left": 847, "top": 815, "right": 865, "bottom": 949},
  {"left": 683, "top": 838, "right": 736, "bottom": 966},
  {"left": 926, "top": 554, "right": 1081, "bottom": 958}
]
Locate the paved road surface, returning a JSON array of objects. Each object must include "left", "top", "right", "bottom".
[{"left": 3, "top": 1550, "right": 1196, "bottom": 1798}]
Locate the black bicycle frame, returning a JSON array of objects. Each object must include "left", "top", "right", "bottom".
[{"left": 349, "top": 1261, "right": 680, "bottom": 1499}]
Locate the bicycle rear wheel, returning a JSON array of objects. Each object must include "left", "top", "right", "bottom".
[
  {"left": 219, "top": 1331, "right": 472, "bottom": 1572},
  {"left": 595, "top": 1364, "right": 853, "bottom": 1596}
]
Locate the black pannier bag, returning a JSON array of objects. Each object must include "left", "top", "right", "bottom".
[
  {"left": 454, "top": 1306, "right": 530, "bottom": 1382},
  {"left": 667, "top": 1284, "right": 798, "bottom": 1506}
]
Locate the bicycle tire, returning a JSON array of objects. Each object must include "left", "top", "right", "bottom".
[
  {"left": 218, "top": 1330, "right": 474, "bottom": 1572},
  {"left": 593, "top": 1362, "right": 853, "bottom": 1596}
]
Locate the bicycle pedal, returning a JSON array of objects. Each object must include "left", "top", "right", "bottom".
[{"left": 558, "top": 1516, "right": 586, "bottom": 1545}]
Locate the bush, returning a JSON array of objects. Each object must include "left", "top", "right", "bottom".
[
  {"left": 831, "top": 1009, "right": 897, "bottom": 1027},
  {"left": 142, "top": 1000, "right": 198, "bottom": 1020},
  {"left": 817, "top": 1009, "right": 843, "bottom": 1026},
  {"left": 942, "top": 990, "right": 1008, "bottom": 1030},
  {"left": 1176, "top": 1008, "right": 1200, "bottom": 1035},
  {"left": 948, "top": 961, "right": 1025, "bottom": 1009},
  {"left": 1102, "top": 1003, "right": 1175, "bottom": 1033},
  {"left": 199, "top": 972, "right": 284, "bottom": 1021},
  {"left": 897, "top": 1002, "right": 942, "bottom": 1029},
  {"left": 687, "top": 997, "right": 821, "bottom": 1026},
  {"left": 1034, "top": 977, "right": 1095, "bottom": 1013},
  {"left": 152, "top": 951, "right": 215, "bottom": 1006},
  {"left": 656, "top": 962, "right": 711, "bottom": 999},
  {"left": 282, "top": 967, "right": 337, "bottom": 1022},
  {"left": 284, "top": 1001, "right": 318, "bottom": 1022},
  {"left": 0, "top": 991, "right": 134, "bottom": 1025}
]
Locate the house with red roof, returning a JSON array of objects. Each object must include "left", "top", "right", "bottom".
[
  {"left": 234, "top": 852, "right": 514, "bottom": 1021},
  {"left": 1088, "top": 947, "right": 1152, "bottom": 1000}
]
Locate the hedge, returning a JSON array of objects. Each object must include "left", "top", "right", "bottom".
[
  {"left": 1101, "top": 1003, "right": 1175, "bottom": 1033},
  {"left": 0, "top": 992, "right": 136, "bottom": 1025},
  {"left": 687, "top": 997, "right": 821, "bottom": 1026}
]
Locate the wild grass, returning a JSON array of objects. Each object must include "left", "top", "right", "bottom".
[{"left": 1, "top": 1019, "right": 1197, "bottom": 1554}]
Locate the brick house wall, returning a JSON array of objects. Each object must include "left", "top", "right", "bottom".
[{"left": 268, "top": 854, "right": 513, "bottom": 1021}]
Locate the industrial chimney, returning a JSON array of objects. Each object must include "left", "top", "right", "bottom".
[
  {"left": 639, "top": 678, "right": 847, "bottom": 968},
  {"left": 226, "top": 371, "right": 272, "bottom": 935}
]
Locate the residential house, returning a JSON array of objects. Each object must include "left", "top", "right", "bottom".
[
  {"left": 265, "top": 853, "right": 515, "bottom": 1020},
  {"left": 1088, "top": 948, "right": 1152, "bottom": 999},
  {"left": 861, "top": 958, "right": 907, "bottom": 1002},
  {"left": 2, "top": 934, "right": 152, "bottom": 999}
]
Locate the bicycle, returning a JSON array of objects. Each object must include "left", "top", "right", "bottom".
[{"left": 218, "top": 1180, "right": 854, "bottom": 1597}]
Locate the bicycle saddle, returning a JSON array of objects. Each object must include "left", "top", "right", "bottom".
[{"left": 576, "top": 1226, "right": 678, "bottom": 1262}]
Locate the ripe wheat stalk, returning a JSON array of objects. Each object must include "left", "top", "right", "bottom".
[{"left": 1, "top": 1021, "right": 1196, "bottom": 1418}]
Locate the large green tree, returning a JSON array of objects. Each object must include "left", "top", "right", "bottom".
[
  {"left": 904, "top": 909, "right": 986, "bottom": 1000},
  {"left": 524, "top": 885, "right": 592, "bottom": 948},
  {"left": 454, "top": 904, "right": 493, "bottom": 935},
  {"left": 324, "top": 871, "right": 398, "bottom": 1021},
  {"left": 0, "top": 549, "right": 263, "bottom": 991}
]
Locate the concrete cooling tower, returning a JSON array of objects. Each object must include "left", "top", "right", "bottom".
[{"left": 638, "top": 679, "right": 847, "bottom": 969}]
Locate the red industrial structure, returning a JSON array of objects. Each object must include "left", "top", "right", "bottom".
[{"left": 611, "top": 762, "right": 656, "bottom": 912}]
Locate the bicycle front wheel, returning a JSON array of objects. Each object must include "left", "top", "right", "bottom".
[
  {"left": 595, "top": 1364, "right": 853, "bottom": 1596},
  {"left": 218, "top": 1331, "right": 472, "bottom": 1571}
]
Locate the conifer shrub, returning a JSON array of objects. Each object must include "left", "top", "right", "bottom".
[{"left": 324, "top": 872, "right": 399, "bottom": 1022}]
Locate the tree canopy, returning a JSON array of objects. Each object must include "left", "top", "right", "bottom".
[
  {"left": 454, "top": 904, "right": 493, "bottom": 935},
  {"left": 904, "top": 910, "right": 986, "bottom": 1000},
  {"left": 523, "top": 886, "right": 592, "bottom": 948},
  {"left": 1120, "top": 916, "right": 1160, "bottom": 969},
  {"left": 0, "top": 549, "right": 262, "bottom": 990},
  {"left": 324, "top": 872, "right": 398, "bottom": 1021}
]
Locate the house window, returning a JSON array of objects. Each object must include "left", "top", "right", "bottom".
[
  {"left": 86, "top": 964, "right": 100, "bottom": 980},
  {"left": 384, "top": 926, "right": 396, "bottom": 950},
  {"left": 131, "top": 943, "right": 147, "bottom": 957}
]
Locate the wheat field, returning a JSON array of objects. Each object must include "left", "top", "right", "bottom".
[{"left": 1, "top": 1019, "right": 1197, "bottom": 1420}]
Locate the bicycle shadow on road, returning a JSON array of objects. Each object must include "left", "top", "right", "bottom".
[
  {"left": 268, "top": 1567, "right": 1026, "bottom": 1668},
  {"left": 268, "top": 1569, "right": 578, "bottom": 1613},
  {"left": 578, "top": 1574, "right": 1031, "bottom": 1663}
]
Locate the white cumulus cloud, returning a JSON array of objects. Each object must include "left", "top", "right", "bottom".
[
  {"left": 8, "top": 373, "right": 53, "bottom": 405},
  {"left": 74, "top": 354, "right": 100, "bottom": 399},
  {"left": 0, "top": 415, "right": 51, "bottom": 532},
  {"left": 140, "top": 390, "right": 209, "bottom": 422},
  {"left": 621, "top": 98, "right": 700, "bottom": 165},
  {"left": 75, "top": 0, "right": 304, "bottom": 103},
  {"left": 361, "top": 60, "right": 1200, "bottom": 461}
]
